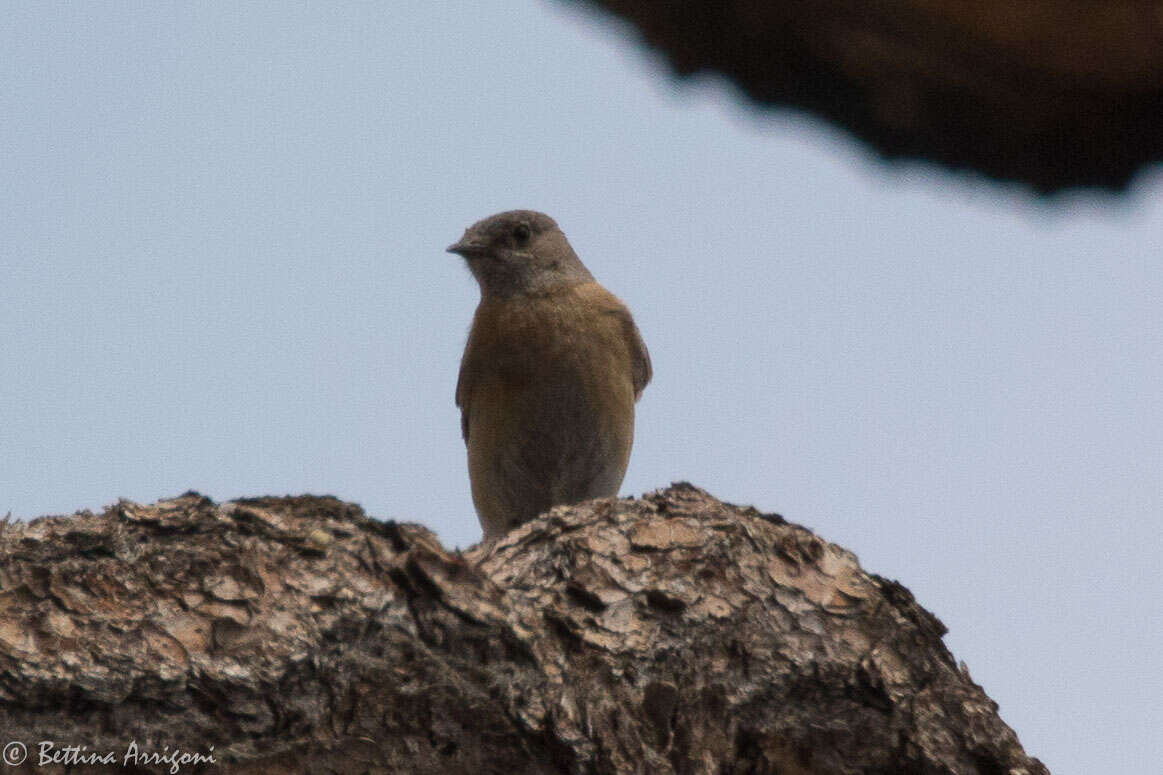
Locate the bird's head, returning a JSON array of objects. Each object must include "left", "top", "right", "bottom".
[{"left": 447, "top": 210, "right": 593, "bottom": 297}]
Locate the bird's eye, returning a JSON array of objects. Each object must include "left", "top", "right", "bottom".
[{"left": 513, "top": 223, "right": 531, "bottom": 245}]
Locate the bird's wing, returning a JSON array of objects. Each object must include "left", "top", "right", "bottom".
[
  {"left": 624, "top": 314, "right": 653, "bottom": 400},
  {"left": 455, "top": 361, "right": 472, "bottom": 441},
  {"left": 583, "top": 283, "right": 652, "bottom": 400},
  {"left": 598, "top": 296, "right": 652, "bottom": 400}
]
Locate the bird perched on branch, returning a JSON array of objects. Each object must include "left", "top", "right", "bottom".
[{"left": 447, "top": 210, "right": 651, "bottom": 539}]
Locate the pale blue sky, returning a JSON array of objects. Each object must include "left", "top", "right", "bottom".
[{"left": 2, "top": 3, "right": 1160, "bottom": 772}]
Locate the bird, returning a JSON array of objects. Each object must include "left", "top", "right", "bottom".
[{"left": 447, "top": 210, "right": 651, "bottom": 539}]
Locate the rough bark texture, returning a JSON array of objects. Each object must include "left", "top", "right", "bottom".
[
  {"left": 572, "top": 0, "right": 1163, "bottom": 193},
  {"left": 0, "top": 485, "right": 1046, "bottom": 774}
]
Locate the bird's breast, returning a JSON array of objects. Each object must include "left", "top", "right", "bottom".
[{"left": 464, "top": 284, "right": 637, "bottom": 436}]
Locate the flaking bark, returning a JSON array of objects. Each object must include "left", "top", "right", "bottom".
[{"left": 0, "top": 485, "right": 1046, "bottom": 774}]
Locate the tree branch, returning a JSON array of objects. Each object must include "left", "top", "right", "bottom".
[{"left": 0, "top": 485, "right": 1047, "bottom": 774}]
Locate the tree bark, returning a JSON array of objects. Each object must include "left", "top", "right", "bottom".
[
  {"left": 0, "top": 485, "right": 1046, "bottom": 774},
  {"left": 572, "top": 0, "right": 1163, "bottom": 193}
]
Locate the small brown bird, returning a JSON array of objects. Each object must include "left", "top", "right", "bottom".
[{"left": 448, "top": 210, "right": 651, "bottom": 539}]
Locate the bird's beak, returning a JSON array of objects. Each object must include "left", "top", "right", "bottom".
[{"left": 446, "top": 238, "right": 485, "bottom": 257}]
